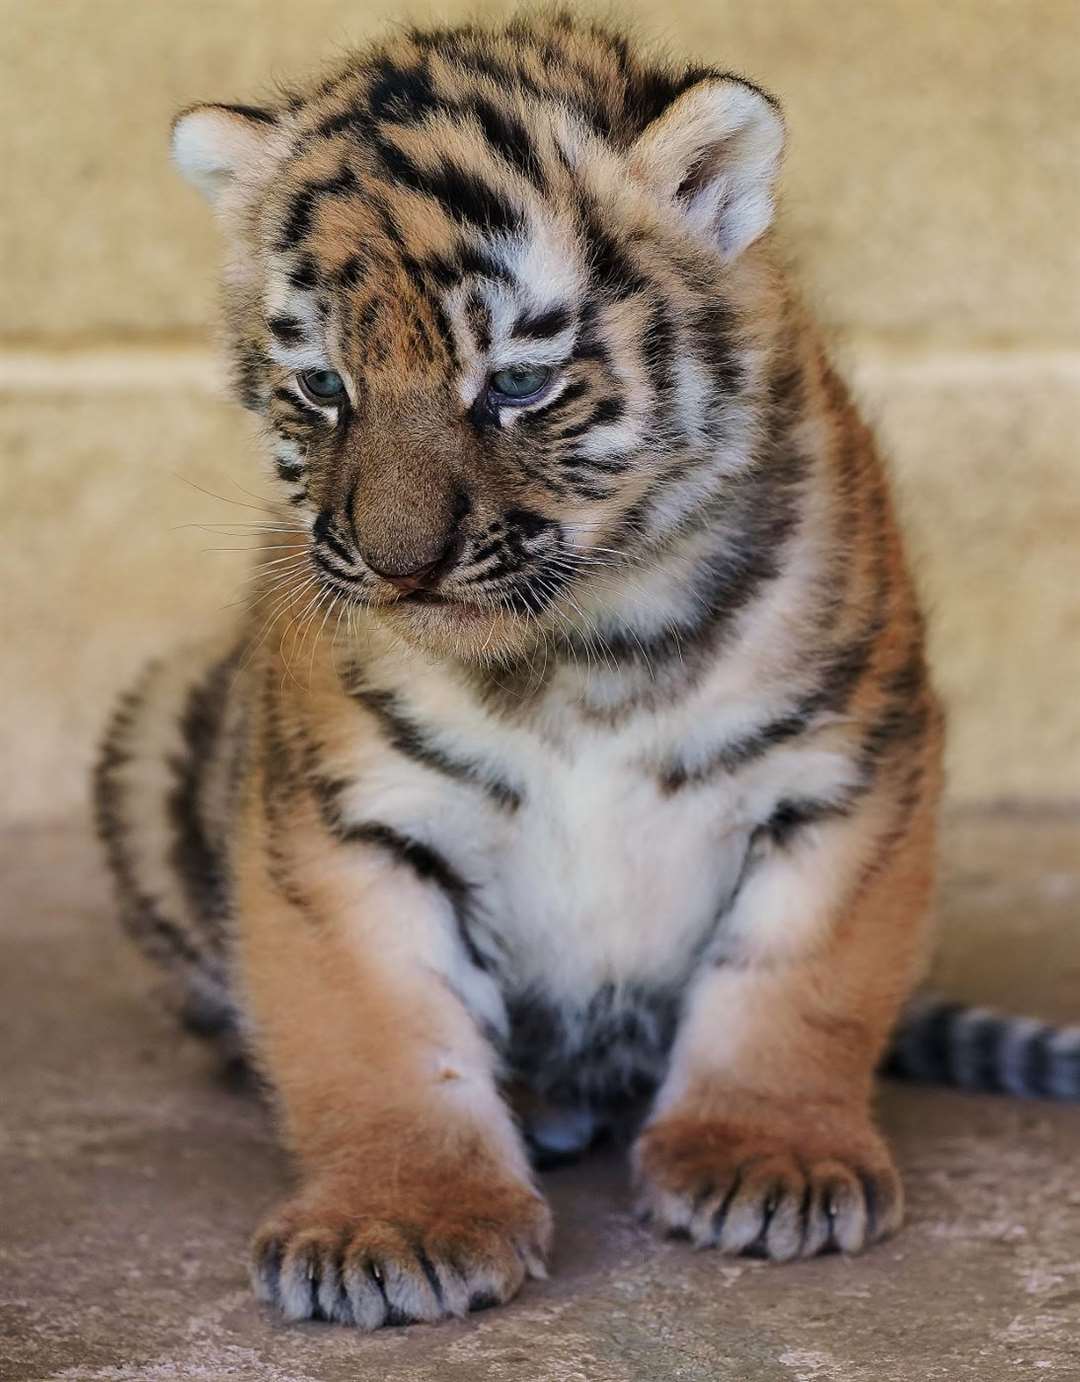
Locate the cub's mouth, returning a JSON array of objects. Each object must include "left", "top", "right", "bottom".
[
  {"left": 375, "top": 583, "right": 544, "bottom": 661},
  {"left": 398, "top": 589, "right": 452, "bottom": 606},
  {"left": 385, "top": 591, "right": 499, "bottom": 625},
  {"left": 305, "top": 543, "right": 570, "bottom": 662}
]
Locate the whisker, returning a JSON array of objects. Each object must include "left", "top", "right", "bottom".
[
  {"left": 172, "top": 471, "right": 280, "bottom": 516},
  {"left": 235, "top": 572, "right": 321, "bottom": 682},
  {"left": 202, "top": 543, "right": 310, "bottom": 554}
]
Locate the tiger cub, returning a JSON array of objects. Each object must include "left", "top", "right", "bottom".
[{"left": 97, "top": 12, "right": 946, "bottom": 1328}]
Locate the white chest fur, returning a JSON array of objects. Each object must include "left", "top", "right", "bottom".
[
  {"left": 325, "top": 639, "right": 858, "bottom": 1108},
  {"left": 482, "top": 731, "right": 749, "bottom": 998},
  {"left": 330, "top": 651, "right": 757, "bottom": 1006}
]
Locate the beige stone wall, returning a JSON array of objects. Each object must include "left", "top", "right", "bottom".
[{"left": 2, "top": 0, "right": 1078, "bottom": 823}]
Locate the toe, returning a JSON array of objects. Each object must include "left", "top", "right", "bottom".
[
  {"left": 277, "top": 1229, "right": 336, "bottom": 1322},
  {"left": 635, "top": 1111, "right": 904, "bottom": 1262},
  {"left": 715, "top": 1159, "right": 805, "bottom": 1257},
  {"left": 763, "top": 1174, "right": 807, "bottom": 1262},
  {"left": 340, "top": 1253, "right": 390, "bottom": 1331}
]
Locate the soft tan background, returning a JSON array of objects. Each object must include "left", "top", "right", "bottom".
[{"left": 2, "top": 0, "right": 1078, "bottom": 824}]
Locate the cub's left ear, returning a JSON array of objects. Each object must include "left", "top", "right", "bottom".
[
  {"left": 630, "top": 77, "right": 785, "bottom": 260},
  {"left": 171, "top": 103, "right": 279, "bottom": 209}
]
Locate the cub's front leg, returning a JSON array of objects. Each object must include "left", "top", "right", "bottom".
[
  {"left": 233, "top": 781, "right": 548, "bottom": 1328},
  {"left": 634, "top": 789, "right": 937, "bottom": 1260}
]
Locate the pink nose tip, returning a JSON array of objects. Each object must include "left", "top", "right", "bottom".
[{"left": 366, "top": 555, "right": 444, "bottom": 594}]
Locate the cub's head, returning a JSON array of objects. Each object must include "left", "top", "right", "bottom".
[{"left": 174, "top": 14, "right": 784, "bottom": 662}]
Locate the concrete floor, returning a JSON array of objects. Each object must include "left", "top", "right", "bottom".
[{"left": 2, "top": 813, "right": 1079, "bottom": 1381}]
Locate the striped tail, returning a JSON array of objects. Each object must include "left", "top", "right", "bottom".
[{"left": 883, "top": 995, "right": 1080, "bottom": 1101}]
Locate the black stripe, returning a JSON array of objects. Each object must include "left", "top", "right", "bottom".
[
  {"left": 574, "top": 374, "right": 807, "bottom": 671},
  {"left": 559, "top": 476, "right": 610, "bottom": 502},
  {"left": 350, "top": 300, "right": 380, "bottom": 345},
  {"left": 315, "top": 108, "right": 370, "bottom": 141},
  {"left": 431, "top": 300, "right": 459, "bottom": 371},
  {"left": 275, "top": 455, "right": 305, "bottom": 483},
  {"left": 311, "top": 547, "right": 355, "bottom": 582},
  {"left": 580, "top": 203, "right": 647, "bottom": 298},
  {"left": 338, "top": 255, "right": 367, "bottom": 290},
  {"left": 271, "top": 386, "right": 325, "bottom": 423},
  {"left": 259, "top": 682, "right": 316, "bottom": 914},
  {"left": 443, "top": 244, "right": 515, "bottom": 285},
  {"left": 312, "top": 780, "right": 487, "bottom": 972},
  {"left": 460, "top": 550, "right": 524, "bottom": 585},
  {"left": 881, "top": 1000, "right": 966, "bottom": 1087},
  {"left": 692, "top": 298, "right": 742, "bottom": 396},
  {"left": 467, "top": 536, "right": 504, "bottom": 567},
  {"left": 456, "top": 245, "right": 509, "bottom": 281},
  {"left": 93, "top": 673, "right": 213, "bottom": 972},
  {"left": 559, "top": 455, "right": 628, "bottom": 478},
  {"left": 413, "top": 1246, "right": 445, "bottom": 1309},
  {"left": 660, "top": 711, "right": 808, "bottom": 795},
  {"left": 213, "top": 102, "right": 277, "bottom": 125},
  {"left": 278, "top": 188, "right": 317, "bottom": 249},
  {"left": 1020, "top": 1025, "right": 1056, "bottom": 1099},
  {"left": 287, "top": 255, "right": 320, "bottom": 290},
  {"left": 469, "top": 96, "right": 546, "bottom": 187},
  {"left": 461, "top": 509, "right": 554, "bottom": 585},
  {"left": 909, "top": 1000, "right": 964, "bottom": 1084},
  {"left": 503, "top": 507, "right": 554, "bottom": 543},
  {"left": 465, "top": 291, "right": 492, "bottom": 352},
  {"left": 367, "top": 57, "right": 440, "bottom": 124},
  {"left": 346, "top": 682, "right": 521, "bottom": 811},
  {"left": 501, "top": 561, "right": 574, "bottom": 615},
  {"left": 554, "top": 395, "right": 626, "bottom": 444},
  {"left": 857, "top": 640, "right": 930, "bottom": 772},
  {"left": 373, "top": 140, "right": 522, "bottom": 236},
  {"left": 525, "top": 377, "right": 590, "bottom": 432},
  {"left": 513, "top": 304, "right": 573, "bottom": 340},
  {"left": 418, "top": 42, "right": 550, "bottom": 113},
  {"left": 276, "top": 167, "right": 358, "bottom": 250},
  {"left": 166, "top": 653, "right": 237, "bottom": 939},
  {"left": 312, "top": 509, "right": 356, "bottom": 568},
  {"left": 608, "top": 344, "right": 808, "bottom": 668},
  {"left": 620, "top": 64, "right": 721, "bottom": 132},
  {"left": 885, "top": 1002, "right": 1080, "bottom": 1101},
  {"left": 660, "top": 551, "right": 895, "bottom": 795},
  {"left": 267, "top": 315, "right": 306, "bottom": 347},
  {"left": 640, "top": 302, "right": 678, "bottom": 410},
  {"left": 574, "top": 301, "right": 611, "bottom": 368},
  {"left": 762, "top": 795, "right": 854, "bottom": 848},
  {"left": 232, "top": 342, "right": 270, "bottom": 413}
]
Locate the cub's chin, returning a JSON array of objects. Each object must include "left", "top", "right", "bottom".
[{"left": 375, "top": 594, "right": 543, "bottom": 665}]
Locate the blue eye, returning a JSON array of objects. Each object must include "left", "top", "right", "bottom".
[
  {"left": 488, "top": 365, "right": 553, "bottom": 403},
  {"left": 297, "top": 369, "right": 346, "bottom": 405}
]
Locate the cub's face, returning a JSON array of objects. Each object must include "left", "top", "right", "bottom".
[{"left": 173, "top": 22, "right": 783, "bottom": 661}]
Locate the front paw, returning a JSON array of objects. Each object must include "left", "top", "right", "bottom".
[
  {"left": 252, "top": 1177, "right": 551, "bottom": 1329},
  {"left": 633, "top": 1104, "right": 902, "bottom": 1260}
]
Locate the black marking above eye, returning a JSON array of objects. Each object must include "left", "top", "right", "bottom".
[
  {"left": 296, "top": 369, "right": 347, "bottom": 405},
  {"left": 268, "top": 315, "right": 306, "bottom": 346},
  {"left": 287, "top": 255, "right": 320, "bottom": 290},
  {"left": 513, "top": 304, "right": 573, "bottom": 340}
]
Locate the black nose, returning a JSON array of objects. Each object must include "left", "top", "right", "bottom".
[{"left": 365, "top": 551, "right": 449, "bottom": 594}]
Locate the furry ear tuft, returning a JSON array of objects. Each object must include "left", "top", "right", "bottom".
[
  {"left": 171, "top": 103, "right": 278, "bottom": 208},
  {"left": 630, "top": 77, "right": 785, "bottom": 260}
]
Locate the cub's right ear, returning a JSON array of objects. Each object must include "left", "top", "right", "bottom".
[{"left": 171, "top": 103, "right": 278, "bottom": 209}]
